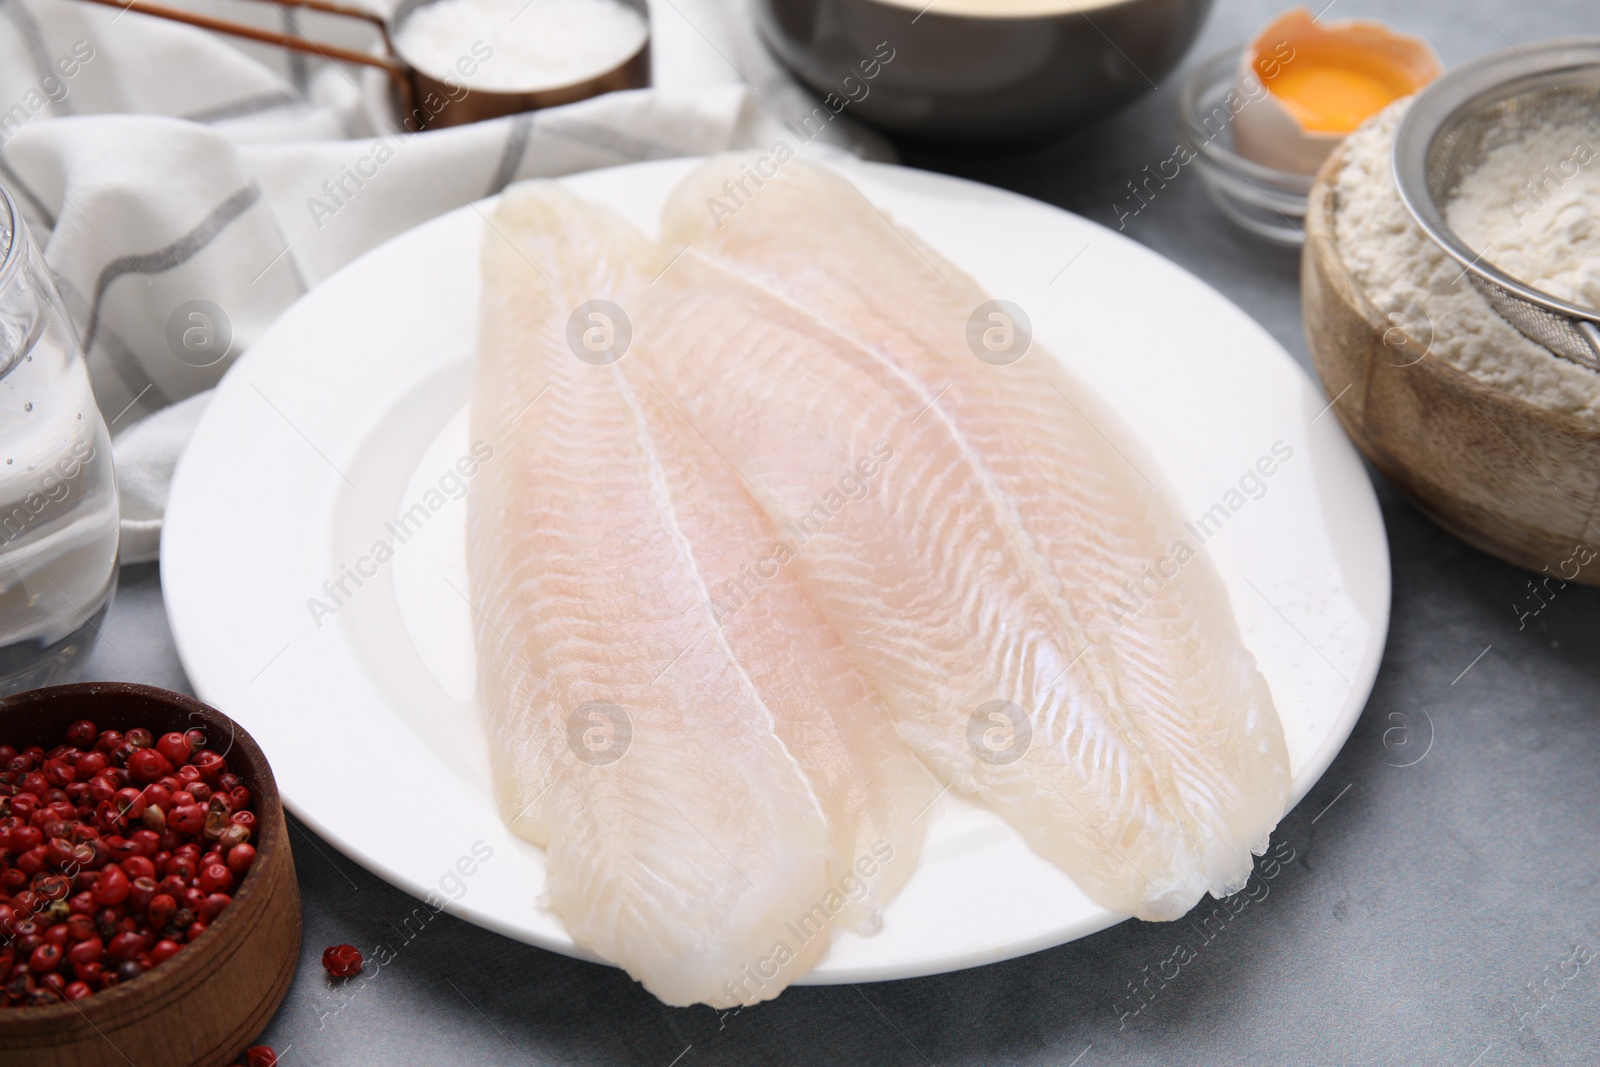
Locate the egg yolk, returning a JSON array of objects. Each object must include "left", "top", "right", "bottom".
[{"left": 1261, "top": 53, "right": 1416, "bottom": 134}]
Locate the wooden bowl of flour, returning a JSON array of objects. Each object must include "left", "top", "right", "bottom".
[{"left": 1303, "top": 143, "right": 1600, "bottom": 583}]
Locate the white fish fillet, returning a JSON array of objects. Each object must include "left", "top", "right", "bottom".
[
  {"left": 467, "top": 181, "right": 931, "bottom": 1007},
  {"left": 652, "top": 156, "right": 1292, "bottom": 919}
]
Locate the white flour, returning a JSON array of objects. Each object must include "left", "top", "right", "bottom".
[
  {"left": 396, "top": 0, "right": 648, "bottom": 92},
  {"left": 1333, "top": 101, "right": 1600, "bottom": 424},
  {"left": 1447, "top": 115, "right": 1600, "bottom": 308}
]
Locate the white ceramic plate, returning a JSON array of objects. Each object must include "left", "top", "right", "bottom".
[{"left": 163, "top": 156, "right": 1389, "bottom": 984}]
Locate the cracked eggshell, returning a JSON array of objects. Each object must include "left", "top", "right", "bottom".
[{"left": 1233, "top": 7, "right": 1441, "bottom": 176}]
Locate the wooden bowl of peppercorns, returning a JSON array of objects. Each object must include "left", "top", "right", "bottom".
[{"left": 0, "top": 682, "right": 301, "bottom": 1066}]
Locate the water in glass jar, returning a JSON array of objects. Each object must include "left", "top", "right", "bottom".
[{"left": 0, "top": 196, "right": 119, "bottom": 694}]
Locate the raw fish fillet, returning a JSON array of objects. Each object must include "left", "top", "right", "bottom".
[
  {"left": 651, "top": 157, "right": 1292, "bottom": 919},
  {"left": 467, "top": 181, "right": 932, "bottom": 1007}
]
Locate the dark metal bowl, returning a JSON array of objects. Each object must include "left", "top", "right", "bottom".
[{"left": 756, "top": 0, "right": 1212, "bottom": 147}]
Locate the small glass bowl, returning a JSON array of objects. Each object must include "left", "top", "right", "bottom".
[{"left": 1179, "top": 48, "right": 1315, "bottom": 246}]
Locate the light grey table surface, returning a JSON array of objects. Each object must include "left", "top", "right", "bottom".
[{"left": 84, "top": 1, "right": 1600, "bottom": 1063}]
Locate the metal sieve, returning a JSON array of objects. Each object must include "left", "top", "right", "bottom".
[{"left": 1393, "top": 38, "right": 1600, "bottom": 370}]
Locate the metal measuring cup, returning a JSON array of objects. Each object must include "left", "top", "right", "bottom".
[{"left": 74, "top": 0, "right": 652, "bottom": 131}]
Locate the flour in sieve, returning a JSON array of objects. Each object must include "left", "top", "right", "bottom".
[
  {"left": 1333, "top": 101, "right": 1600, "bottom": 425},
  {"left": 1446, "top": 115, "right": 1600, "bottom": 308}
]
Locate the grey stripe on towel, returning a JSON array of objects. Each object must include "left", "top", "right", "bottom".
[
  {"left": 485, "top": 114, "right": 534, "bottom": 197},
  {"left": 184, "top": 90, "right": 304, "bottom": 125},
  {"left": 0, "top": 0, "right": 73, "bottom": 117},
  {"left": 82, "top": 183, "right": 262, "bottom": 354}
]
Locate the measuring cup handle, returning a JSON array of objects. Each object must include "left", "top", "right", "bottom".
[
  {"left": 1579, "top": 321, "right": 1600, "bottom": 368},
  {"left": 71, "top": 0, "right": 416, "bottom": 118}
]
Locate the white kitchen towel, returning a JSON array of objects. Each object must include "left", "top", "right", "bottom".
[{"left": 0, "top": 0, "right": 886, "bottom": 563}]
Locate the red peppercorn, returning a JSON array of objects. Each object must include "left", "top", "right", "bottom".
[
  {"left": 128, "top": 877, "right": 158, "bottom": 913},
  {"left": 0, "top": 718, "right": 260, "bottom": 1011},
  {"left": 322, "top": 943, "right": 363, "bottom": 978},
  {"left": 245, "top": 1046, "right": 278, "bottom": 1067},
  {"left": 199, "top": 893, "right": 230, "bottom": 922},
  {"left": 85, "top": 776, "right": 116, "bottom": 806},
  {"left": 45, "top": 837, "right": 74, "bottom": 867},
  {"left": 41, "top": 759, "right": 75, "bottom": 788},
  {"left": 127, "top": 749, "right": 172, "bottom": 786},
  {"left": 191, "top": 751, "right": 226, "bottom": 784},
  {"left": 66, "top": 937, "right": 104, "bottom": 967},
  {"left": 107, "top": 931, "right": 145, "bottom": 963},
  {"left": 15, "top": 922, "right": 43, "bottom": 955},
  {"left": 142, "top": 784, "right": 175, "bottom": 813},
  {"left": 129, "top": 830, "right": 160, "bottom": 858},
  {"left": 116, "top": 856, "right": 152, "bottom": 884},
  {"left": 155, "top": 733, "right": 191, "bottom": 767},
  {"left": 112, "top": 788, "right": 147, "bottom": 822},
  {"left": 227, "top": 844, "right": 256, "bottom": 876},
  {"left": 169, "top": 804, "right": 204, "bottom": 835},
  {"left": 199, "top": 864, "right": 233, "bottom": 895},
  {"left": 146, "top": 893, "right": 177, "bottom": 931},
  {"left": 183, "top": 728, "right": 207, "bottom": 751},
  {"left": 93, "top": 866, "right": 129, "bottom": 906},
  {"left": 73, "top": 751, "right": 107, "bottom": 778}
]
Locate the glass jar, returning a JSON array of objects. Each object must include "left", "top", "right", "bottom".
[{"left": 0, "top": 180, "right": 119, "bottom": 694}]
